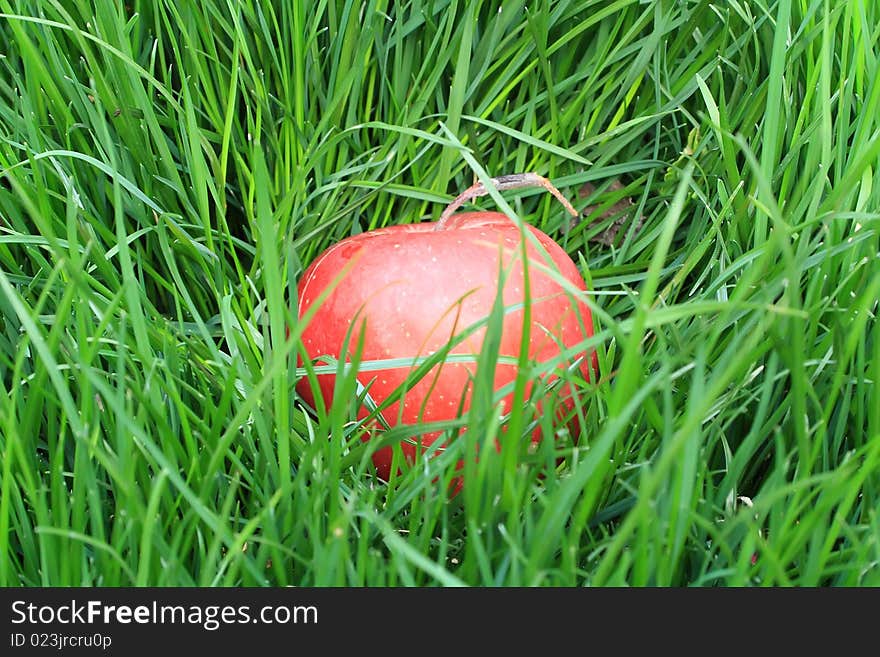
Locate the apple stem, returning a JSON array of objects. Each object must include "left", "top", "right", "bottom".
[{"left": 436, "top": 173, "right": 579, "bottom": 229}]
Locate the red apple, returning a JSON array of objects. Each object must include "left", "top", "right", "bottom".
[{"left": 295, "top": 174, "right": 595, "bottom": 481}]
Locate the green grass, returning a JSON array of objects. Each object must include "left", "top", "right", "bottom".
[{"left": 0, "top": 0, "right": 878, "bottom": 586}]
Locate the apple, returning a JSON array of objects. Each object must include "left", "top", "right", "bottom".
[{"left": 295, "top": 174, "right": 595, "bottom": 481}]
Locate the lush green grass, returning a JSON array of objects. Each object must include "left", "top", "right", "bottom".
[{"left": 0, "top": 0, "right": 878, "bottom": 586}]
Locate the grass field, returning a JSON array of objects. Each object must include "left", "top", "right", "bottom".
[{"left": 1, "top": 0, "right": 878, "bottom": 587}]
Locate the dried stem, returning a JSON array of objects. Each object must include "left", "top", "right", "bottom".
[{"left": 435, "top": 173, "right": 578, "bottom": 229}]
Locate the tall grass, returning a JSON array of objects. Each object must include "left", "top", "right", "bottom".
[{"left": 0, "top": 0, "right": 878, "bottom": 586}]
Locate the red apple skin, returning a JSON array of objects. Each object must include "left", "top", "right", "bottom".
[{"left": 296, "top": 211, "right": 595, "bottom": 480}]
